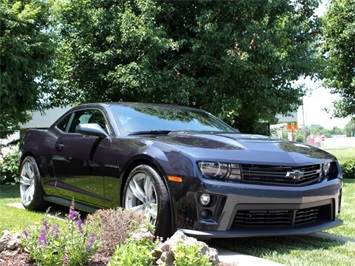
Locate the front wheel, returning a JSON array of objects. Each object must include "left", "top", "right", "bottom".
[
  {"left": 19, "top": 156, "right": 48, "bottom": 211},
  {"left": 122, "top": 165, "right": 172, "bottom": 238}
]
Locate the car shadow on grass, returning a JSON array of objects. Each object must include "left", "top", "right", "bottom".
[
  {"left": 1, "top": 184, "right": 90, "bottom": 221},
  {"left": 208, "top": 234, "right": 347, "bottom": 260}
]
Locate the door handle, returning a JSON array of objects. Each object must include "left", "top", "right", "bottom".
[{"left": 56, "top": 143, "right": 64, "bottom": 151}]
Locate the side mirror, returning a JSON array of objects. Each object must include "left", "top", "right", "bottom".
[{"left": 75, "top": 123, "right": 108, "bottom": 138}]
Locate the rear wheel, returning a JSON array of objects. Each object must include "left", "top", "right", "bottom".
[
  {"left": 20, "top": 156, "right": 48, "bottom": 211},
  {"left": 123, "top": 165, "right": 172, "bottom": 238}
]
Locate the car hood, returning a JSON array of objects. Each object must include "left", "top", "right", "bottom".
[{"left": 149, "top": 132, "right": 336, "bottom": 166}]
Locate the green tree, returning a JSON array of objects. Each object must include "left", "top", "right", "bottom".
[
  {"left": 322, "top": 0, "right": 355, "bottom": 117},
  {"left": 51, "top": 0, "right": 322, "bottom": 132},
  {"left": 344, "top": 118, "right": 355, "bottom": 137},
  {"left": 329, "top": 126, "right": 344, "bottom": 136},
  {"left": 0, "top": 0, "right": 54, "bottom": 139},
  {"left": 308, "top": 124, "right": 327, "bottom": 136}
]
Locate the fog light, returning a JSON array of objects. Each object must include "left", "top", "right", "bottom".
[
  {"left": 199, "top": 194, "right": 211, "bottom": 206},
  {"left": 200, "top": 209, "right": 212, "bottom": 219}
]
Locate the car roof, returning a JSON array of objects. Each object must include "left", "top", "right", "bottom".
[{"left": 77, "top": 102, "right": 207, "bottom": 112}]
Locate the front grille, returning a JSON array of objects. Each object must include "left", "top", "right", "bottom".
[
  {"left": 233, "top": 206, "right": 321, "bottom": 228},
  {"left": 241, "top": 164, "right": 322, "bottom": 186}
]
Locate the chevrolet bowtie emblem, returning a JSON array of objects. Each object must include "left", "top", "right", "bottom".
[{"left": 285, "top": 170, "right": 305, "bottom": 181}]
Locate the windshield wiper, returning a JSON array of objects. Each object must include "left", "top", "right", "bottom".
[{"left": 128, "top": 130, "right": 171, "bottom": 136}]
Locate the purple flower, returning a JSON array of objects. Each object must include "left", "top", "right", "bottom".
[
  {"left": 76, "top": 218, "right": 83, "bottom": 233},
  {"left": 38, "top": 229, "right": 47, "bottom": 246},
  {"left": 23, "top": 230, "right": 29, "bottom": 238},
  {"left": 68, "top": 206, "right": 78, "bottom": 220},
  {"left": 86, "top": 233, "right": 96, "bottom": 250},
  {"left": 50, "top": 223, "right": 60, "bottom": 238},
  {"left": 42, "top": 219, "right": 50, "bottom": 230}
]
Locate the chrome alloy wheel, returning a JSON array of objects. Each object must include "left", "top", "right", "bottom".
[
  {"left": 124, "top": 172, "right": 158, "bottom": 224},
  {"left": 20, "top": 159, "right": 37, "bottom": 207}
]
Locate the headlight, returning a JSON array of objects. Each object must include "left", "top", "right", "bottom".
[
  {"left": 198, "top": 162, "right": 228, "bottom": 180},
  {"left": 198, "top": 161, "right": 241, "bottom": 182},
  {"left": 323, "top": 162, "right": 331, "bottom": 173},
  {"left": 323, "top": 162, "right": 339, "bottom": 180}
]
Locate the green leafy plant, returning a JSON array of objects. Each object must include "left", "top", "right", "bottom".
[
  {"left": 341, "top": 160, "right": 355, "bottom": 179},
  {"left": 173, "top": 241, "right": 212, "bottom": 266},
  {"left": 0, "top": 149, "right": 19, "bottom": 184},
  {"left": 108, "top": 228, "right": 161, "bottom": 266},
  {"left": 21, "top": 206, "right": 100, "bottom": 266}
]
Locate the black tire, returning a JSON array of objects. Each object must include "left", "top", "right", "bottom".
[
  {"left": 122, "top": 165, "right": 172, "bottom": 238},
  {"left": 19, "top": 156, "right": 48, "bottom": 211}
]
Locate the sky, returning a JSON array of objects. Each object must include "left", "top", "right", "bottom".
[
  {"left": 297, "top": 79, "right": 351, "bottom": 130},
  {"left": 295, "top": 1, "right": 351, "bottom": 130}
]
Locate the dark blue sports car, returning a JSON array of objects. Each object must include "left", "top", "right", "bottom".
[{"left": 19, "top": 103, "right": 343, "bottom": 239}]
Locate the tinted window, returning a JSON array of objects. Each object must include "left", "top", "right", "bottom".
[
  {"left": 57, "top": 109, "right": 107, "bottom": 133},
  {"left": 111, "top": 105, "right": 236, "bottom": 133},
  {"left": 57, "top": 114, "right": 71, "bottom": 132}
]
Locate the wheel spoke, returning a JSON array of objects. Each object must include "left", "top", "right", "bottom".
[
  {"left": 25, "top": 162, "right": 34, "bottom": 179},
  {"left": 128, "top": 176, "right": 147, "bottom": 203},
  {"left": 20, "top": 175, "right": 31, "bottom": 186},
  {"left": 148, "top": 203, "right": 158, "bottom": 220},
  {"left": 22, "top": 184, "right": 34, "bottom": 204},
  {"left": 144, "top": 177, "right": 155, "bottom": 202},
  {"left": 131, "top": 204, "right": 145, "bottom": 212}
]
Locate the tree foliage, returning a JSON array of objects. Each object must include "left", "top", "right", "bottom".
[
  {"left": 344, "top": 118, "right": 355, "bottom": 137},
  {"left": 322, "top": 0, "right": 355, "bottom": 117},
  {"left": 50, "top": 0, "right": 322, "bottom": 132},
  {"left": 0, "top": 0, "right": 54, "bottom": 139}
]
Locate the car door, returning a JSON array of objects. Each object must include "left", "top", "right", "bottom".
[{"left": 52, "top": 109, "right": 111, "bottom": 208}]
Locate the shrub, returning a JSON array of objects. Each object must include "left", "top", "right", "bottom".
[
  {"left": 341, "top": 160, "right": 355, "bottom": 179},
  {"left": 108, "top": 228, "right": 160, "bottom": 266},
  {"left": 0, "top": 149, "right": 19, "bottom": 184},
  {"left": 173, "top": 241, "right": 212, "bottom": 266},
  {"left": 85, "top": 208, "right": 150, "bottom": 256},
  {"left": 21, "top": 206, "right": 100, "bottom": 266}
]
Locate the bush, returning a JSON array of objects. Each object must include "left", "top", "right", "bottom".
[
  {"left": 86, "top": 208, "right": 150, "bottom": 256},
  {"left": 108, "top": 228, "right": 160, "bottom": 266},
  {"left": 173, "top": 241, "right": 212, "bottom": 266},
  {"left": 21, "top": 206, "right": 100, "bottom": 266},
  {"left": 0, "top": 149, "right": 19, "bottom": 184},
  {"left": 341, "top": 160, "right": 355, "bottom": 179}
]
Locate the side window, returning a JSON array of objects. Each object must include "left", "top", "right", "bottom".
[
  {"left": 57, "top": 114, "right": 71, "bottom": 132},
  {"left": 87, "top": 110, "right": 108, "bottom": 132},
  {"left": 57, "top": 109, "right": 108, "bottom": 134},
  {"left": 67, "top": 111, "right": 85, "bottom": 133}
]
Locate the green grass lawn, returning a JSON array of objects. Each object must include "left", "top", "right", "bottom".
[
  {"left": 0, "top": 184, "right": 63, "bottom": 233},
  {"left": 323, "top": 147, "right": 355, "bottom": 165}
]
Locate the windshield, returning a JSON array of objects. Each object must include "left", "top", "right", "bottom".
[{"left": 110, "top": 104, "right": 237, "bottom": 134}]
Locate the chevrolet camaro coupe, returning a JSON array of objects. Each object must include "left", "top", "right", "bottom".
[{"left": 19, "top": 103, "right": 343, "bottom": 239}]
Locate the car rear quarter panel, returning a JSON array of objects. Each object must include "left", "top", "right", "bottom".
[{"left": 20, "top": 129, "right": 58, "bottom": 181}]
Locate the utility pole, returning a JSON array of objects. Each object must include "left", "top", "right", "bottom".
[{"left": 302, "top": 104, "right": 307, "bottom": 143}]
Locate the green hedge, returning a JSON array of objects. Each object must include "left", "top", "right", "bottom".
[
  {"left": 0, "top": 149, "right": 19, "bottom": 184},
  {"left": 341, "top": 160, "right": 355, "bottom": 179}
]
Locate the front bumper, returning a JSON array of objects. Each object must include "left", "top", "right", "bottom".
[
  {"left": 179, "top": 219, "right": 343, "bottom": 240},
  {"left": 172, "top": 178, "right": 343, "bottom": 239}
]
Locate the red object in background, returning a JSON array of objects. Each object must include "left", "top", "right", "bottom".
[{"left": 286, "top": 122, "right": 298, "bottom": 131}]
